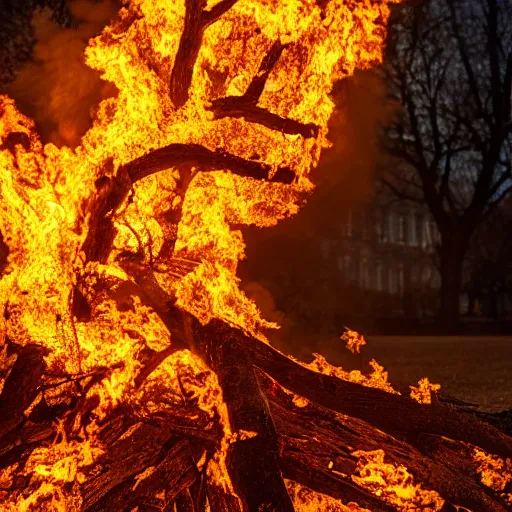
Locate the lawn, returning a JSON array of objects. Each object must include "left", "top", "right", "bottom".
[{"left": 311, "top": 336, "right": 512, "bottom": 411}]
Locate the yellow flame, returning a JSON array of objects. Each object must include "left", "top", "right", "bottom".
[
  {"left": 0, "top": 0, "right": 400, "bottom": 507},
  {"left": 286, "top": 480, "right": 369, "bottom": 512},
  {"left": 341, "top": 327, "right": 367, "bottom": 354},
  {"left": 300, "top": 353, "right": 399, "bottom": 394},
  {"left": 473, "top": 447, "right": 512, "bottom": 503},
  {"left": 351, "top": 450, "right": 445, "bottom": 511},
  {"left": 410, "top": 377, "right": 441, "bottom": 405}
]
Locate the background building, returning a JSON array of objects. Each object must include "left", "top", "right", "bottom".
[{"left": 319, "top": 185, "right": 442, "bottom": 325}]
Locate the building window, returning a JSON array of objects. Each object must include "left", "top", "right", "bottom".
[
  {"left": 409, "top": 212, "right": 416, "bottom": 245},
  {"left": 398, "top": 214, "right": 407, "bottom": 244},
  {"left": 342, "top": 210, "right": 353, "bottom": 238},
  {"left": 376, "top": 262, "right": 384, "bottom": 291},
  {"left": 375, "top": 211, "right": 382, "bottom": 241},
  {"left": 397, "top": 265, "right": 405, "bottom": 295},
  {"left": 389, "top": 267, "right": 396, "bottom": 294},
  {"left": 344, "top": 255, "right": 355, "bottom": 283},
  {"left": 379, "top": 210, "right": 390, "bottom": 243},
  {"left": 415, "top": 213, "right": 423, "bottom": 246},
  {"left": 360, "top": 258, "right": 371, "bottom": 289},
  {"left": 421, "top": 265, "right": 432, "bottom": 286},
  {"left": 360, "top": 211, "right": 369, "bottom": 240},
  {"left": 424, "top": 221, "right": 437, "bottom": 249},
  {"left": 388, "top": 211, "right": 395, "bottom": 243},
  {"left": 430, "top": 221, "right": 438, "bottom": 246}
]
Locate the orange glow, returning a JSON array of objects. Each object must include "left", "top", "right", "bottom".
[
  {"left": 0, "top": 0, "right": 401, "bottom": 507},
  {"left": 286, "top": 480, "right": 369, "bottom": 512},
  {"left": 341, "top": 327, "right": 367, "bottom": 354},
  {"left": 351, "top": 450, "right": 445, "bottom": 511},
  {"left": 409, "top": 377, "right": 441, "bottom": 404},
  {"left": 300, "top": 353, "right": 399, "bottom": 394},
  {"left": 473, "top": 448, "right": 512, "bottom": 504}
]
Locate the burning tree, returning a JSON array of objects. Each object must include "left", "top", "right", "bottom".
[{"left": 0, "top": 0, "right": 511, "bottom": 510}]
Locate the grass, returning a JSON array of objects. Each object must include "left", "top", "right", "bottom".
[{"left": 300, "top": 336, "right": 512, "bottom": 411}]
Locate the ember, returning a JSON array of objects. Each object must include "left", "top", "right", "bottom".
[{"left": 0, "top": 0, "right": 511, "bottom": 511}]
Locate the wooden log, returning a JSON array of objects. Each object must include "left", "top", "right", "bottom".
[
  {"left": 206, "top": 482, "right": 244, "bottom": 512},
  {"left": 0, "top": 344, "right": 47, "bottom": 440},
  {"left": 122, "top": 143, "right": 295, "bottom": 185},
  {"left": 260, "top": 370, "right": 510, "bottom": 512},
  {"left": 193, "top": 323, "right": 295, "bottom": 512},
  {"left": 82, "top": 142, "right": 295, "bottom": 263},
  {"left": 208, "top": 40, "right": 320, "bottom": 138},
  {"left": 84, "top": 438, "right": 199, "bottom": 512},
  {"left": 175, "top": 473, "right": 207, "bottom": 512},
  {"left": 80, "top": 422, "right": 174, "bottom": 510},
  {"left": 210, "top": 101, "right": 319, "bottom": 138},
  {"left": 215, "top": 321, "right": 512, "bottom": 460}
]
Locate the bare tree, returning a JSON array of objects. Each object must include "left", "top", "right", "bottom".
[{"left": 382, "top": 0, "right": 512, "bottom": 327}]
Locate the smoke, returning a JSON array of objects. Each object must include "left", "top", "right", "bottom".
[
  {"left": 312, "top": 69, "right": 397, "bottom": 216},
  {"left": 3, "top": 0, "right": 120, "bottom": 148},
  {"left": 240, "top": 69, "right": 398, "bottom": 350}
]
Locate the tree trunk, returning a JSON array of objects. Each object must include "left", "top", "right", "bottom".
[{"left": 439, "top": 234, "right": 467, "bottom": 331}]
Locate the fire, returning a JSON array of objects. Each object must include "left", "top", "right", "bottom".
[
  {"left": 473, "top": 448, "right": 512, "bottom": 503},
  {"left": 409, "top": 377, "right": 441, "bottom": 405},
  {"left": 286, "top": 480, "right": 369, "bottom": 512},
  {"left": 341, "top": 327, "right": 367, "bottom": 354},
  {"left": 300, "top": 353, "right": 399, "bottom": 394},
  {"left": 0, "top": 0, "right": 409, "bottom": 508},
  {"left": 351, "top": 450, "right": 445, "bottom": 511}
]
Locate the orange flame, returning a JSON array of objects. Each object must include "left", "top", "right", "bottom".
[
  {"left": 409, "top": 377, "right": 441, "bottom": 404},
  {"left": 351, "top": 450, "right": 445, "bottom": 511},
  {"left": 0, "top": 0, "right": 401, "bottom": 507}
]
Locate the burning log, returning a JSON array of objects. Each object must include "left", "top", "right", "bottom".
[{"left": 1, "top": 0, "right": 511, "bottom": 511}]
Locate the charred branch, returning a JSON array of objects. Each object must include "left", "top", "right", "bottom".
[
  {"left": 81, "top": 426, "right": 200, "bottom": 511},
  {"left": 211, "top": 321, "right": 512, "bottom": 460},
  {"left": 0, "top": 344, "right": 47, "bottom": 440},
  {"left": 121, "top": 143, "right": 295, "bottom": 184},
  {"left": 192, "top": 322, "right": 295, "bottom": 512},
  {"left": 209, "top": 101, "right": 319, "bottom": 138},
  {"left": 170, "top": 0, "right": 239, "bottom": 107},
  {"left": 209, "top": 41, "right": 320, "bottom": 138},
  {"left": 262, "top": 371, "right": 510, "bottom": 512},
  {"left": 81, "top": 143, "right": 294, "bottom": 265}
]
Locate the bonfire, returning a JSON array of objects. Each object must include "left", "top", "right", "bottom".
[{"left": 0, "top": 0, "right": 511, "bottom": 510}]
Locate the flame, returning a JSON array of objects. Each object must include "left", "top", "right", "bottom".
[
  {"left": 351, "top": 450, "right": 445, "bottom": 511},
  {"left": 341, "top": 327, "right": 367, "bottom": 354},
  {"left": 0, "top": 0, "right": 401, "bottom": 507},
  {"left": 300, "top": 353, "right": 399, "bottom": 394},
  {"left": 409, "top": 377, "right": 441, "bottom": 404},
  {"left": 473, "top": 448, "right": 512, "bottom": 504},
  {"left": 286, "top": 480, "right": 369, "bottom": 512}
]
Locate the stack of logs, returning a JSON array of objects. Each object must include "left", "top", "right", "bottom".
[{"left": 1, "top": 306, "right": 511, "bottom": 511}]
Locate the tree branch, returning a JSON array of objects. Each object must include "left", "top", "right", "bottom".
[
  {"left": 209, "top": 101, "right": 319, "bottom": 138},
  {"left": 169, "top": 0, "right": 240, "bottom": 107},
  {"left": 121, "top": 143, "right": 295, "bottom": 184},
  {"left": 208, "top": 40, "right": 320, "bottom": 138}
]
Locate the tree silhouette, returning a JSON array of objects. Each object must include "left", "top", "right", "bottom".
[{"left": 383, "top": 0, "right": 512, "bottom": 326}]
